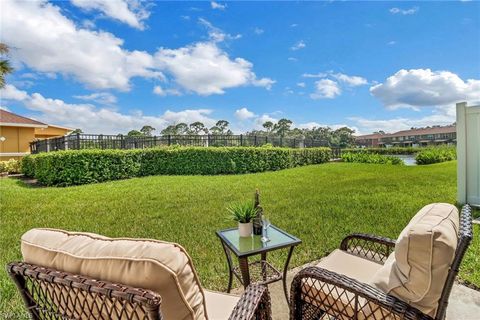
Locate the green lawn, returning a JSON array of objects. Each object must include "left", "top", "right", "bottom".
[{"left": 1, "top": 161, "right": 478, "bottom": 314}]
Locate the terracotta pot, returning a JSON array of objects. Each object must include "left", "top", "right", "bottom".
[{"left": 238, "top": 222, "right": 253, "bottom": 237}]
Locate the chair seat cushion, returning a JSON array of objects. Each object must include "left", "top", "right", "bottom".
[
  {"left": 204, "top": 290, "right": 239, "bottom": 320},
  {"left": 21, "top": 228, "right": 207, "bottom": 320},
  {"left": 316, "top": 249, "right": 384, "bottom": 283},
  {"left": 370, "top": 203, "right": 459, "bottom": 317}
]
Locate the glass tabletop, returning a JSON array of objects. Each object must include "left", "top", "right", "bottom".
[{"left": 217, "top": 225, "right": 301, "bottom": 257}]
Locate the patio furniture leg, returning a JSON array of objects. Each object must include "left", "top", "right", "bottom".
[
  {"left": 283, "top": 246, "right": 295, "bottom": 302},
  {"left": 238, "top": 257, "right": 250, "bottom": 289},
  {"left": 221, "top": 241, "right": 234, "bottom": 293},
  {"left": 261, "top": 252, "right": 267, "bottom": 282}
]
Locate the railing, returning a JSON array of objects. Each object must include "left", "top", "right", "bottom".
[{"left": 30, "top": 134, "right": 342, "bottom": 156}]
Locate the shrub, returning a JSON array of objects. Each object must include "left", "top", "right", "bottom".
[
  {"left": 341, "top": 152, "right": 404, "bottom": 165},
  {"left": 415, "top": 147, "right": 456, "bottom": 165},
  {"left": 22, "top": 147, "right": 331, "bottom": 186},
  {"left": 342, "top": 147, "right": 418, "bottom": 155},
  {"left": 0, "top": 159, "right": 22, "bottom": 174}
]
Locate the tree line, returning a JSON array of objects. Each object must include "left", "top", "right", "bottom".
[{"left": 121, "top": 118, "right": 356, "bottom": 148}]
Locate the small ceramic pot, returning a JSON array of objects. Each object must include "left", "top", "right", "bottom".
[{"left": 238, "top": 222, "right": 253, "bottom": 237}]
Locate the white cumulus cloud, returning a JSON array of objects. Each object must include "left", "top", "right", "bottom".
[
  {"left": 73, "top": 92, "right": 117, "bottom": 105},
  {"left": 1, "top": 0, "right": 160, "bottom": 91},
  {"left": 1, "top": 85, "right": 216, "bottom": 134},
  {"left": 291, "top": 40, "right": 306, "bottom": 51},
  {"left": 152, "top": 85, "right": 181, "bottom": 97},
  {"left": 70, "top": 0, "right": 151, "bottom": 30},
  {"left": 235, "top": 107, "right": 256, "bottom": 120},
  {"left": 310, "top": 79, "right": 341, "bottom": 99},
  {"left": 1, "top": 1, "right": 272, "bottom": 96},
  {"left": 370, "top": 69, "right": 480, "bottom": 109},
  {"left": 211, "top": 1, "right": 226, "bottom": 10},
  {"left": 154, "top": 42, "right": 274, "bottom": 95},
  {"left": 332, "top": 73, "right": 368, "bottom": 86},
  {"left": 389, "top": 7, "right": 419, "bottom": 15}
]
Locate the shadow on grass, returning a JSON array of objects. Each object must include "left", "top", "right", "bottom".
[{"left": 7, "top": 175, "right": 44, "bottom": 188}]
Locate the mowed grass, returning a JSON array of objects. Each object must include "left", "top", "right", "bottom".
[{"left": 1, "top": 161, "right": 478, "bottom": 314}]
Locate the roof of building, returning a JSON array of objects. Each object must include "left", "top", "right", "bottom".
[
  {"left": 0, "top": 109, "right": 47, "bottom": 128},
  {"left": 383, "top": 125, "right": 456, "bottom": 138},
  {"left": 357, "top": 125, "right": 456, "bottom": 141},
  {"left": 355, "top": 133, "right": 385, "bottom": 140}
]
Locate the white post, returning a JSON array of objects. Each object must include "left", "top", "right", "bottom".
[
  {"left": 457, "top": 102, "right": 480, "bottom": 206},
  {"left": 457, "top": 102, "right": 467, "bottom": 205}
]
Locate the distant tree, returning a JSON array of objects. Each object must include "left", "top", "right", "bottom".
[
  {"left": 69, "top": 128, "right": 83, "bottom": 135},
  {"left": 175, "top": 123, "right": 189, "bottom": 135},
  {"left": 373, "top": 130, "right": 386, "bottom": 135},
  {"left": 127, "top": 130, "right": 143, "bottom": 137},
  {"left": 333, "top": 127, "right": 356, "bottom": 148},
  {"left": 273, "top": 118, "right": 293, "bottom": 137},
  {"left": 160, "top": 123, "right": 190, "bottom": 135},
  {"left": 210, "top": 120, "right": 231, "bottom": 135},
  {"left": 262, "top": 121, "right": 274, "bottom": 133},
  {"left": 0, "top": 43, "right": 14, "bottom": 89},
  {"left": 140, "top": 125, "right": 156, "bottom": 136},
  {"left": 188, "top": 122, "right": 208, "bottom": 134},
  {"left": 161, "top": 125, "right": 177, "bottom": 135}
]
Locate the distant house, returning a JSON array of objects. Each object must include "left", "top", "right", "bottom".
[
  {"left": 0, "top": 110, "right": 72, "bottom": 160},
  {"left": 355, "top": 125, "right": 456, "bottom": 148},
  {"left": 354, "top": 133, "right": 385, "bottom": 148}
]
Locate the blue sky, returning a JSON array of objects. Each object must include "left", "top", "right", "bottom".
[{"left": 1, "top": 0, "right": 479, "bottom": 135}]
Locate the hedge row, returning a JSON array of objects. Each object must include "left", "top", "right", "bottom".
[
  {"left": 342, "top": 147, "right": 420, "bottom": 155},
  {"left": 21, "top": 147, "right": 331, "bottom": 186},
  {"left": 341, "top": 152, "right": 404, "bottom": 165},
  {"left": 415, "top": 147, "right": 456, "bottom": 165}
]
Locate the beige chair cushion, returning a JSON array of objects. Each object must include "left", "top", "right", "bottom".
[
  {"left": 204, "top": 290, "right": 239, "bottom": 320},
  {"left": 21, "top": 228, "right": 207, "bottom": 320},
  {"left": 371, "top": 203, "right": 459, "bottom": 316},
  {"left": 316, "top": 249, "right": 384, "bottom": 283},
  {"left": 300, "top": 249, "right": 384, "bottom": 320}
]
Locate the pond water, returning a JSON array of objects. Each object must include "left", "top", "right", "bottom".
[{"left": 387, "top": 154, "right": 417, "bottom": 166}]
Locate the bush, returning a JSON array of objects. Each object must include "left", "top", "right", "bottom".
[
  {"left": 0, "top": 159, "right": 22, "bottom": 174},
  {"left": 22, "top": 147, "right": 331, "bottom": 186},
  {"left": 415, "top": 147, "right": 456, "bottom": 165},
  {"left": 342, "top": 147, "right": 419, "bottom": 155},
  {"left": 341, "top": 152, "right": 404, "bottom": 165}
]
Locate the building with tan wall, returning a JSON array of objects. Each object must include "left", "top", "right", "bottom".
[
  {"left": 0, "top": 110, "right": 71, "bottom": 160},
  {"left": 355, "top": 125, "right": 456, "bottom": 148}
]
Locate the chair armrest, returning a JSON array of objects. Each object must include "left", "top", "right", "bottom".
[
  {"left": 228, "top": 283, "right": 271, "bottom": 320},
  {"left": 290, "top": 266, "right": 432, "bottom": 320},
  {"left": 340, "top": 233, "right": 396, "bottom": 264}
]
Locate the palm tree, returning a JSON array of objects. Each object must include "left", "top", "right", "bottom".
[{"left": 0, "top": 43, "right": 14, "bottom": 88}]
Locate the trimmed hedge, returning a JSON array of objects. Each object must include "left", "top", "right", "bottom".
[
  {"left": 415, "top": 147, "right": 456, "bottom": 165},
  {"left": 342, "top": 147, "right": 419, "bottom": 155},
  {"left": 21, "top": 147, "right": 331, "bottom": 186},
  {"left": 341, "top": 152, "right": 404, "bottom": 165}
]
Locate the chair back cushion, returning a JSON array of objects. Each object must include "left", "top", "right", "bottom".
[
  {"left": 371, "top": 203, "right": 459, "bottom": 317},
  {"left": 21, "top": 228, "right": 207, "bottom": 320}
]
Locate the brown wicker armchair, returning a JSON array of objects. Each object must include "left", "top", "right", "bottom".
[
  {"left": 8, "top": 229, "right": 272, "bottom": 320},
  {"left": 290, "top": 204, "right": 473, "bottom": 320}
]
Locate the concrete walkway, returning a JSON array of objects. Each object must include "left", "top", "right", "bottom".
[{"left": 232, "top": 262, "right": 480, "bottom": 320}]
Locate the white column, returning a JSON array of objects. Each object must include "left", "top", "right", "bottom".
[
  {"left": 456, "top": 102, "right": 467, "bottom": 204},
  {"left": 457, "top": 102, "right": 480, "bottom": 206}
]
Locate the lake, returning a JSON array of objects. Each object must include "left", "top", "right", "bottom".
[{"left": 388, "top": 154, "right": 417, "bottom": 166}]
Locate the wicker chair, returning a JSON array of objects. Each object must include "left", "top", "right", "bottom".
[
  {"left": 7, "top": 229, "right": 272, "bottom": 320},
  {"left": 289, "top": 204, "right": 473, "bottom": 320}
]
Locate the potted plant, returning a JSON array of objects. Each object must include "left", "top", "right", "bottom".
[{"left": 227, "top": 201, "right": 259, "bottom": 237}]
